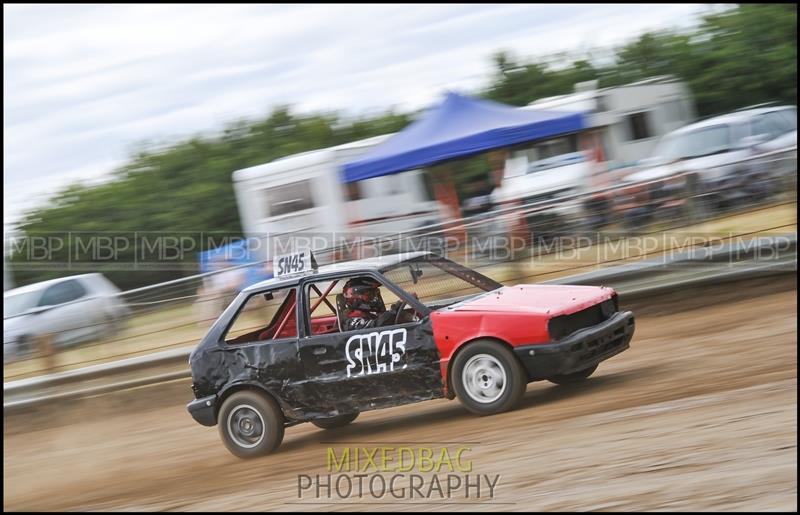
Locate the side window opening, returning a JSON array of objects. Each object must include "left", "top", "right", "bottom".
[
  {"left": 264, "top": 180, "right": 314, "bottom": 217},
  {"left": 345, "top": 181, "right": 362, "bottom": 201},
  {"left": 304, "top": 279, "right": 342, "bottom": 335},
  {"left": 765, "top": 111, "right": 793, "bottom": 136},
  {"left": 626, "top": 111, "right": 652, "bottom": 141},
  {"left": 381, "top": 259, "right": 495, "bottom": 305},
  {"left": 39, "top": 280, "right": 86, "bottom": 307},
  {"left": 752, "top": 115, "right": 779, "bottom": 140},
  {"left": 304, "top": 274, "right": 420, "bottom": 336},
  {"left": 224, "top": 287, "right": 298, "bottom": 344}
]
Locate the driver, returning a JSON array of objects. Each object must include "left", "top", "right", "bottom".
[{"left": 341, "top": 277, "right": 402, "bottom": 331}]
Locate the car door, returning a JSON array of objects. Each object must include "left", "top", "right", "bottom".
[
  {"left": 36, "top": 279, "right": 94, "bottom": 345},
  {"left": 215, "top": 287, "right": 312, "bottom": 414},
  {"left": 297, "top": 272, "right": 444, "bottom": 415}
]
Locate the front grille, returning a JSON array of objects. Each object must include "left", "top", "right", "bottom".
[
  {"left": 549, "top": 298, "right": 616, "bottom": 341},
  {"left": 573, "top": 324, "right": 628, "bottom": 361}
]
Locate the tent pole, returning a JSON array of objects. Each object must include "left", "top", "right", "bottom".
[{"left": 432, "top": 166, "right": 466, "bottom": 253}]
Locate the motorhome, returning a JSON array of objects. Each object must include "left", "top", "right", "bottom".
[{"left": 232, "top": 135, "right": 441, "bottom": 262}]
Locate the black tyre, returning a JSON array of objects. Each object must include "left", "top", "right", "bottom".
[
  {"left": 548, "top": 364, "right": 598, "bottom": 385},
  {"left": 218, "top": 390, "right": 285, "bottom": 459},
  {"left": 97, "top": 313, "right": 121, "bottom": 340},
  {"left": 451, "top": 340, "right": 527, "bottom": 416},
  {"left": 311, "top": 412, "right": 359, "bottom": 430},
  {"left": 4, "top": 335, "right": 32, "bottom": 362},
  {"left": 17, "top": 335, "right": 35, "bottom": 359}
]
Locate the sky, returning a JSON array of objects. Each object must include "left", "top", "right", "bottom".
[{"left": 4, "top": 3, "right": 711, "bottom": 230}]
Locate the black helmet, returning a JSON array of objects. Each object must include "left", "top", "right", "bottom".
[{"left": 342, "top": 277, "right": 385, "bottom": 314}]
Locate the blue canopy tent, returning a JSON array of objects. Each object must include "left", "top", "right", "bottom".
[{"left": 341, "top": 92, "right": 587, "bottom": 182}]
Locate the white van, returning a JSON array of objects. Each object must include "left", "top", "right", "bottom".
[
  {"left": 493, "top": 132, "right": 590, "bottom": 216},
  {"left": 491, "top": 77, "right": 696, "bottom": 226},
  {"left": 232, "top": 135, "right": 441, "bottom": 262}
]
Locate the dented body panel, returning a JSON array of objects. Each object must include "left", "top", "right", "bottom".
[{"left": 295, "top": 317, "right": 445, "bottom": 417}]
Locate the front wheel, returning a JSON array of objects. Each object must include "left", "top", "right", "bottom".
[
  {"left": 311, "top": 412, "right": 359, "bottom": 430},
  {"left": 98, "top": 312, "right": 123, "bottom": 340},
  {"left": 548, "top": 364, "right": 598, "bottom": 385},
  {"left": 218, "top": 390, "right": 285, "bottom": 459},
  {"left": 451, "top": 340, "right": 527, "bottom": 416}
]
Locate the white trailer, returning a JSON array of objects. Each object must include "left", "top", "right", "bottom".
[
  {"left": 525, "top": 75, "right": 696, "bottom": 166},
  {"left": 233, "top": 135, "right": 441, "bottom": 262}
]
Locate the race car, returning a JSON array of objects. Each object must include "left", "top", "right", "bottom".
[{"left": 187, "top": 251, "right": 635, "bottom": 458}]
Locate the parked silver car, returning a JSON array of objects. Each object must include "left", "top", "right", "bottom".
[
  {"left": 3, "top": 273, "right": 130, "bottom": 359},
  {"left": 623, "top": 105, "right": 797, "bottom": 205}
]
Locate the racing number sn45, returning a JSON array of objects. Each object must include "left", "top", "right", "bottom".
[
  {"left": 273, "top": 251, "right": 314, "bottom": 276},
  {"left": 187, "top": 252, "right": 635, "bottom": 458}
]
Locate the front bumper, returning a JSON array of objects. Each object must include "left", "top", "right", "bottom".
[
  {"left": 187, "top": 395, "right": 217, "bottom": 426},
  {"left": 514, "top": 311, "right": 635, "bottom": 380}
]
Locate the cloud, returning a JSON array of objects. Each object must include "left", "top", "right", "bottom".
[{"left": 3, "top": 4, "right": 709, "bottom": 227}]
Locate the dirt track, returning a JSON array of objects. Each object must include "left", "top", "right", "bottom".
[{"left": 4, "top": 286, "right": 797, "bottom": 511}]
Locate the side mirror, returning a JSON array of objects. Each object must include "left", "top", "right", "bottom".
[{"left": 740, "top": 134, "right": 769, "bottom": 149}]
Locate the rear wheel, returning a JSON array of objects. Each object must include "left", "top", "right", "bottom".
[
  {"left": 218, "top": 390, "right": 284, "bottom": 459},
  {"left": 548, "top": 364, "right": 598, "bottom": 385},
  {"left": 311, "top": 412, "right": 359, "bottom": 430},
  {"left": 451, "top": 340, "right": 527, "bottom": 416},
  {"left": 6, "top": 335, "right": 34, "bottom": 361}
]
